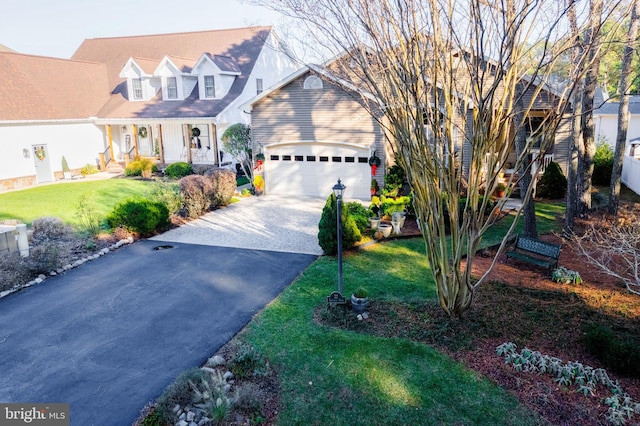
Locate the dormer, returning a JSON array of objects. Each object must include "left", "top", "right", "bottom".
[
  {"left": 154, "top": 56, "right": 198, "bottom": 101},
  {"left": 192, "top": 53, "right": 241, "bottom": 100},
  {"left": 119, "top": 57, "right": 161, "bottom": 101}
]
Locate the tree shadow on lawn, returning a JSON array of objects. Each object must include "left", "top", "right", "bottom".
[{"left": 316, "top": 253, "right": 640, "bottom": 426}]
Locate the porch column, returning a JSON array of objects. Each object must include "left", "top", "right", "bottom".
[
  {"left": 210, "top": 123, "right": 218, "bottom": 165},
  {"left": 183, "top": 124, "right": 192, "bottom": 163},
  {"left": 132, "top": 125, "right": 140, "bottom": 158},
  {"left": 157, "top": 124, "right": 165, "bottom": 163},
  {"left": 107, "top": 125, "right": 114, "bottom": 163}
]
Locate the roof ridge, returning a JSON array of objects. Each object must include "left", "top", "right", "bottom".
[
  {"left": 83, "top": 25, "right": 272, "bottom": 43},
  {"left": 0, "top": 50, "right": 104, "bottom": 65}
]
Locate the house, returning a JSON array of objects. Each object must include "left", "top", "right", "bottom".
[
  {"left": 593, "top": 91, "right": 640, "bottom": 195},
  {"left": 0, "top": 26, "right": 299, "bottom": 191},
  {"left": 245, "top": 66, "right": 388, "bottom": 200},
  {"left": 245, "top": 63, "right": 572, "bottom": 200}
]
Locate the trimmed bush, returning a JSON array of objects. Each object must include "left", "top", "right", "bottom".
[
  {"left": 106, "top": 199, "right": 169, "bottom": 236},
  {"left": 204, "top": 167, "right": 236, "bottom": 207},
  {"left": 179, "top": 175, "right": 213, "bottom": 219},
  {"left": 536, "top": 161, "right": 567, "bottom": 199},
  {"left": 31, "top": 217, "right": 70, "bottom": 239},
  {"left": 318, "top": 193, "right": 362, "bottom": 255},
  {"left": 147, "top": 182, "right": 183, "bottom": 215},
  {"left": 164, "top": 162, "right": 193, "bottom": 179},
  {"left": 583, "top": 323, "right": 640, "bottom": 377},
  {"left": 593, "top": 142, "right": 614, "bottom": 185}
]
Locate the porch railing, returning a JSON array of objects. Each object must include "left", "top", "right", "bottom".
[
  {"left": 98, "top": 147, "right": 112, "bottom": 171},
  {"left": 124, "top": 146, "right": 136, "bottom": 165}
]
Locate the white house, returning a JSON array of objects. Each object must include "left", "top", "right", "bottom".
[{"left": 0, "top": 26, "right": 299, "bottom": 191}]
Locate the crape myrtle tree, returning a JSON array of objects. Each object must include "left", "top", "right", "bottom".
[
  {"left": 221, "top": 123, "right": 253, "bottom": 183},
  {"left": 256, "top": 0, "right": 604, "bottom": 318}
]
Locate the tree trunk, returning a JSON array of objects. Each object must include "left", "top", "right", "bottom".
[
  {"left": 514, "top": 83, "right": 537, "bottom": 237},
  {"left": 564, "top": 0, "right": 583, "bottom": 235},
  {"left": 609, "top": 0, "right": 640, "bottom": 215},
  {"left": 577, "top": 0, "right": 604, "bottom": 217}
]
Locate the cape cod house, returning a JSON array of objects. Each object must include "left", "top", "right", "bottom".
[{"left": 0, "top": 26, "right": 298, "bottom": 191}]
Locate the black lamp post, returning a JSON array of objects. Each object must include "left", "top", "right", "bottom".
[{"left": 332, "top": 178, "right": 346, "bottom": 295}]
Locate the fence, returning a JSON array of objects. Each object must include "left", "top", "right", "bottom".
[{"left": 622, "top": 155, "right": 640, "bottom": 196}]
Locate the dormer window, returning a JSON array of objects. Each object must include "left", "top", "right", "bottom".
[
  {"left": 204, "top": 75, "right": 215, "bottom": 98},
  {"left": 132, "top": 78, "right": 143, "bottom": 100},
  {"left": 167, "top": 77, "right": 178, "bottom": 99}
]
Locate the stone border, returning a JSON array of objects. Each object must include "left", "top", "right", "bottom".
[{"left": 0, "top": 236, "right": 135, "bottom": 300}]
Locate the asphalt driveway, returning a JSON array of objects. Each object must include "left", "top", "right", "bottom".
[{"left": 0, "top": 196, "right": 323, "bottom": 425}]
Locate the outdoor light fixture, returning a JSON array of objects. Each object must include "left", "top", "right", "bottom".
[{"left": 333, "top": 178, "right": 346, "bottom": 296}]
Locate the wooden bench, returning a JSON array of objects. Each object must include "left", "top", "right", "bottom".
[{"left": 505, "top": 235, "right": 561, "bottom": 274}]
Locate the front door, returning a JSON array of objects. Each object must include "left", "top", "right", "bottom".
[{"left": 32, "top": 144, "right": 53, "bottom": 183}]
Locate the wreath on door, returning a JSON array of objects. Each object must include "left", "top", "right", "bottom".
[
  {"left": 35, "top": 147, "right": 46, "bottom": 161},
  {"left": 137, "top": 126, "right": 148, "bottom": 138}
]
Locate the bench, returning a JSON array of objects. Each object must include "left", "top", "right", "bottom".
[{"left": 505, "top": 235, "right": 561, "bottom": 274}]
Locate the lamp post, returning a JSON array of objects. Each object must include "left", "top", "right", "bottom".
[{"left": 332, "top": 178, "right": 346, "bottom": 296}]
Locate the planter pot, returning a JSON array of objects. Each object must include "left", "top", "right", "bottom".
[
  {"left": 368, "top": 217, "right": 381, "bottom": 229},
  {"left": 63, "top": 172, "right": 72, "bottom": 180},
  {"left": 378, "top": 223, "right": 392, "bottom": 238},
  {"left": 351, "top": 294, "right": 368, "bottom": 314}
]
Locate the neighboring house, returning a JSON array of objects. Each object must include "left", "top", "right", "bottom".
[
  {"left": 246, "top": 66, "right": 388, "bottom": 200},
  {"left": 246, "top": 63, "right": 572, "bottom": 200},
  {"left": 0, "top": 26, "right": 299, "bottom": 191},
  {"left": 593, "top": 90, "right": 640, "bottom": 195}
]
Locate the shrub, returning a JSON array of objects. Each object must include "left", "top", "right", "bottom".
[
  {"left": 536, "top": 161, "right": 567, "bottom": 199},
  {"left": 25, "top": 241, "right": 66, "bottom": 274},
  {"left": 383, "top": 164, "right": 406, "bottom": 197},
  {"left": 346, "top": 201, "right": 369, "bottom": 234},
  {"left": 74, "top": 192, "right": 104, "bottom": 236},
  {"left": 0, "top": 252, "right": 32, "bottom": 291},
  {"left": 593, "top": 141, "right": 614, "bottom": 185},
  {"left": 204, "top": 167, "right": 236, "bottom": 207},
  {"left": 125, "top": 158, "right": 157, "bottom": 177},
  {"left": 31, "top": 217, "right": 70, "bottom": 240},
  {"left": 179, "top": 175, "right": 212, "bottom": 219},
  {"left": 106, "top": 199, "right": 169, "bottom": 236},
  {"left": 583, "top": 324, "right": 640, "bottom": 378},
  {"left": 164, "top": 162, "right": 193, "bottom": 179},
  {"left": 147, "top": 182, "right": 183, "bottom": 215},
  {"left": 380, "top": 195, "right": 411, "bottom": 218},
  {"left": 80, "top": 163, "right": 99, "bottom": 175},
  {"left": 156, "top": 368, "right": 208, "bottom": 421},
  {"left": 230, "top": 344, "right": 270, "bottom": 379},
  {"left": 318, "top": 193, "right": 362, "bottom": 255}
]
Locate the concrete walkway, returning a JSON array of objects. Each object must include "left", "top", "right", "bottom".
[{"left": 152, "top": 195, "right": 326, "bottom": 255}]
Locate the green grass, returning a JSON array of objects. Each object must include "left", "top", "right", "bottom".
[
  {"left": 241, "top": 239, "right": 545, "bottom": 425},
  {"left": 0, "top": 179, "right": 154, "bottom": 226}
]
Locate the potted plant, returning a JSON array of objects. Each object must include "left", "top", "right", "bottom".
[
  {"left": 494, "top": 182, "right": 506, "bottom": 198},
  {"left": 61, "top": 156, "right": 71, "bottom": 180},
  {"left": 253, "top": 175, "right": 265, "bottom": 195},
  {"left": 371, "top": 178, "right": 380, "bottom": 196},
  {"left": 351, "top": 287, "right": 369, "bottom": 314}
]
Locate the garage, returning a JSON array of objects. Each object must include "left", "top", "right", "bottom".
[{"left": 264, "top": 142, "right": 372, "bottom": 199}]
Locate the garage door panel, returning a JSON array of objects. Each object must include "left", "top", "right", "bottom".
[{"left": 265, "top": 144, "right": 370, "bottom": 199}]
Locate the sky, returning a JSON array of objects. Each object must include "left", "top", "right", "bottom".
[{"left": 0, "top": 0, "right": 290, "bottom": 59}]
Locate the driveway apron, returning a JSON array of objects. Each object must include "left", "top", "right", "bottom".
[{"left": 0, "top": 196, "right": 322, "bottom": 425}]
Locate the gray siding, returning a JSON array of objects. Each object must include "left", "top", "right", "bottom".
[{"left": 251, "top": 71, "right": 386, "bottom": 184}]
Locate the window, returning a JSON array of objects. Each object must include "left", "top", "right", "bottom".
[
  {"left": 319, "top": 156, "right": 329, "bottom": 162},
  {"left": 307, "top": 156, "right": 316, "bottom": 161},
  {"left": 303, "top": 75, "right": 323, "bottom": 90},
  {"left": 525, "top": 116, "right": 553, "bottom": 151},
  {"left": 282, "top": 155, "right": 291, "bottom": 161},
  {"left": 132, "top": 78, "right": 142, "bottom": 100},
  {"left": 295, "top": 155, "right": 304, "bottom": 161},
  {"left": 332, "top": 156, "right": 342, "bottom": 162},
  {"left": 204, "top": 75, "right": 215, "bottom": 98},
  {"left": 345, "top": 157, "right": 355, "bottom": 163},
  {"left": 167, "top": 77, "right": 178, "bottom": 99},
  {"left": 358, "top": 157, "right": 368, "bottom": 163},
  {"left": 256, "top": 78, "right": 263, "bottom": 95},
  {"left": 270, "top": 155, "right": 279, "bottom": 161}
]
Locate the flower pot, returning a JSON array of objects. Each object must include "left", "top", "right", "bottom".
[
  {"left": 368, "top": 217, "right": 381, "bottom": 229},
  {"left": 351, "top": 294, "right": 368, "bottom": 314},
  {"left": 392, "top": 212, "right": 406, "bottom": 228},
  {"left": 63, "top": 171, "right": 72, "bottom": 180},
  {"left": 378, "top": 223, "right": 392, "bottom": 238}
]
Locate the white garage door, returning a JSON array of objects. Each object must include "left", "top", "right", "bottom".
[{"left": 265, "top": 143, "right": 371, "bottom": 199}]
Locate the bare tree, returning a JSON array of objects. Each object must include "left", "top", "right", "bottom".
[
  {"left": 255, "top": 0, "right": 614, "bottom": 317},
  {"left": 609, "top": 0, "right": 640, "bottom": 216}
]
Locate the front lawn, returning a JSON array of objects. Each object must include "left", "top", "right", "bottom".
[{"left": 0, "top": 179, "right": 154, "bottom": 226}]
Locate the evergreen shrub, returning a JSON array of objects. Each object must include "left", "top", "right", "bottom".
[
  {"left": 106, "top": 199, "right": 169, "bottom": 236},
  {"left": 164, "top": 162, "right": 193, "bottom": 179},
  {"left": 536, "top": 161, "right": 567, "bottom": 199},
  {"left": 318, "top": 194, "right": 362, "bottom": 255},
  {"left": 584, "top": 323, "right": 640, "bottom": 377},
  {"left": 346, "top": 202, "right": 369, "bottom": 234},
  {"left": 593, "top": 142, "right": 614, "bottom": 185}
]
